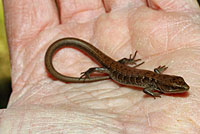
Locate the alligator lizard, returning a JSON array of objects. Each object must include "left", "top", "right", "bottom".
[{"left": 45, "top": 38, "right": 189, "bottom": 98}]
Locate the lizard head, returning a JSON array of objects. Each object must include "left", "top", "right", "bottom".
[{"left": 156, "top": 75, "right": 190, "bottom": 94}]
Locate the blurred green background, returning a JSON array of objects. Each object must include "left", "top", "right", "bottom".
[
  {"left": 0, "top": 1, "right": 199, "bottom": 109},
  {"left": 0, "top": 0, "right": 11, "bottom": 109}
]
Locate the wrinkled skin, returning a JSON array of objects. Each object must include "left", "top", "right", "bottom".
[{"left": 1, "top": 0, "right": 200, "bottom": 133}]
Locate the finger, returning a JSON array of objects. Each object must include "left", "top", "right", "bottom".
[
  {"left": 57, "top": 0, "right": 104, "bottom": 23},
  {"left": 102, "top": 0, "right": 146, "bottom": 13},
  {"left": 147, "top": 0, "right": 199, "bottom": 12},
  {"left": 57, "top": 0, "right": 146, "bottom": 23},
  {"left": 3, "top": 0, "right": 59, "bottom": 46}
]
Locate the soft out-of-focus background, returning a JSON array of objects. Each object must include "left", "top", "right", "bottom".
[
  {"left": 0, "top": 0, "right": 11, "bottom": 109},
  {"left": 0, "top": 1, "right": 199, "bottom": 109}
]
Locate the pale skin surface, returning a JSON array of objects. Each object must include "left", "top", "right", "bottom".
[{"left": 1, "top": 0, "right": 200, "bottom": 133}]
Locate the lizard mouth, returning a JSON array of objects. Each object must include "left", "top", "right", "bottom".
[
  {"left": 161, "top": 84, "right": 190, "bottom": 94},
  {"left": 167, "top": 86, "right": 189, "bottom": 93}
]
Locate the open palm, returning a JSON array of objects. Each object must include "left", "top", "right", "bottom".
[{"left": 1, "top": 0, "right": 200, "bottom": 133}]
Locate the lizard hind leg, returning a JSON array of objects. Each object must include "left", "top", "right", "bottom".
[{"left": 118, "top": 51, "right": 144, "bottom": 67}]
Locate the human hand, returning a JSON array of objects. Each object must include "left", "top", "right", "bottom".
[{"left": 1, "top": 0, "right": 200, "bottom": 133}]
